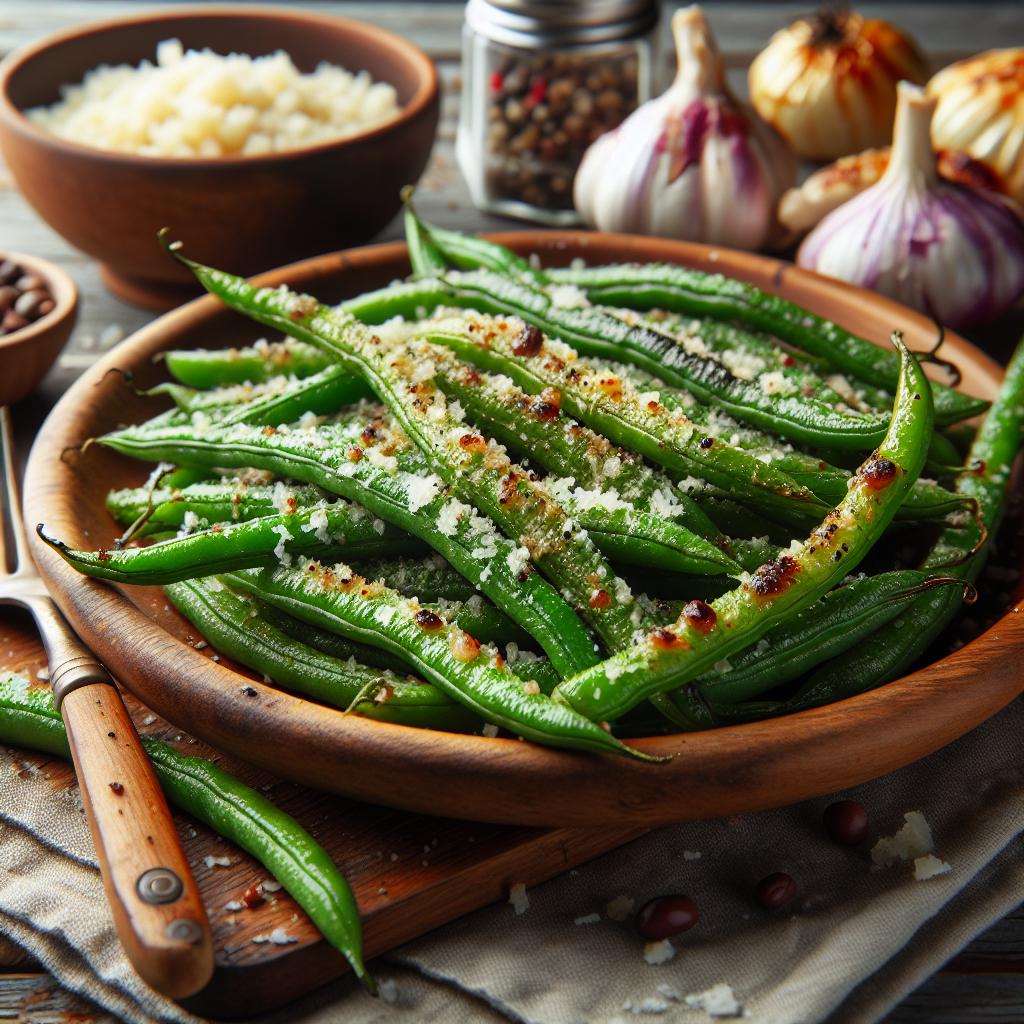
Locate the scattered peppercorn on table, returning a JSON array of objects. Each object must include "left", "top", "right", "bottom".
[{"left": 2, "top": 4, "right": 1023, "bottom": 1023}]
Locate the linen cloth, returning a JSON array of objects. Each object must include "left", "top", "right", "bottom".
[{"left": 1, "top": 697, "right": 1021, "bottom": 1024}]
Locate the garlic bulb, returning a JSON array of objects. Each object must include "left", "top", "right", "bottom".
[
  {"left": 929, "top": 49, "right": 1024, "bottom": 208},
  {"left": 798, "top": 82, "right": 1024, "bottom": 331},
  {"left": 573, "top": 5, "right": 795, "bottom": 252},
  {"left": 748, "top": 9, "right": 929, "bottom": 162},
  {"left": 779, "top": 147, "right": 1002, "bottom": 237}
]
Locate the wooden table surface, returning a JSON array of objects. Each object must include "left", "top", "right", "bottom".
[{"left": 1, "top": 3, "right": 1021, "bottom": 1021}]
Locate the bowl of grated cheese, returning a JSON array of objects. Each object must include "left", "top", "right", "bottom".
[{"left": 0, "top": 6, "right": 439, "bottom": 309}]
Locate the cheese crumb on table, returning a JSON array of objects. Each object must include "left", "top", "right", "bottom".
[
  {"left": 574, "top": 912, "right": 601, "bottom": 925},
  {"left": 913, "top": 854, "right": 952, "bottom": 880},
  {"left": 606, "top": 895, "right": 635, "bottom": 921},
  {"left": 684, "top": 983, "right": 744, "bottom": 1018},
  {"left": 871, "top": 810, "right": 934, "bottom": 866},
  {"left": 642, "top": 939, "right": 676, "bottom": 965},
  {"left": 624, "top": 996, "right": 669, "bottom": 1015},
  {"left": 508, "top": 882, "right": 529, "bottom": 915}
]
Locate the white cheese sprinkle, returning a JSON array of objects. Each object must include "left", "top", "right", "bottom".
[
  {"left": 508, "top": 882, "right": 530, "bottom": 915},
  {"left": 871, "top": 811, "right": 934, "bottom": 866},
  {"left": 684, "top": 982, "right": 744, "bottom": 1018},
  {"left": 913, "top": 854, "right": 952, "bottom": 880},
  {"left": 606, "top": 895, "right": 634, "bottom": 921},
  {"left": 643, "top": 939, "right": 676, "bottom": 965}
]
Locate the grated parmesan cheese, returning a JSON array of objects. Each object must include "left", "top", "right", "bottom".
[
  {"left": 405, "top": 472, "right": 442, "bottom": 513},
  {"left": 506, "top": 545, "right": 532, "bottom": 578},
  {"left": 871, "top": 811, "right": 934, "bottom": 866},
  {"left": 643, "top": 939, "right": 676, "bottom": 965},
  {"left": 684, "top": 983, "right": 743, "bottom": 1018},
  {"left": 606, "top": 895, "right": 634, "bottom": 921},
  {"left": 913, "top": 854, "right": 952, "bottom": 880},
  {"left": 508, "top": 882, "right": 530, "bottom": 915}
]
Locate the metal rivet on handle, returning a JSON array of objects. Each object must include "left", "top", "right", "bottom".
[
  {"left": 165, "top": 918, "right": 203, "bottom": 944},
  {"left": 137, "top": 867, "right": 183, "bottom": 905}
]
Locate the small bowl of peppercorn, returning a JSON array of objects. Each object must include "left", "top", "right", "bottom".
[{"left": 0, "top": 252, "right": 77, "bottom": 406}]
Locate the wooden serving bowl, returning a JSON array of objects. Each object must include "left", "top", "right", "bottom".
[
  {"left": 0, "top": 6, "right": 439, "bottom": 310},
  {"left": 23, "top": 233, "right": 1024, "bottom": 828},
  {"left": 0, "top": 251, "right": 77, "bottom": 406}
]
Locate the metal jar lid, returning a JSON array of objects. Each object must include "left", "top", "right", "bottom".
[{"left": 465, "top": 0, "right": 660, "bottom": 49}]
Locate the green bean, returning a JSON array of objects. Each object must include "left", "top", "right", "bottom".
[
  {"left": 405, "top": 211, "right": 547, "bottom": 287},
  {"left": 692, "top": 571, "right": 964, "bottom": 705},
  {"left": 42, "top": 498, "right": 421, "bottom": 586},
  {"left": 693, "top": 496, "right": 790, "bottom": 547},
  {"left": 167, "top": 577, "right": 480, "bottom": 731},
  {"left": 145, "top": 366, "right": 369, "bottom": 433},
  {"left": 346, "top": 555, "right": 479, "bottom": 603},
  {"left": 143, "top": 373, "right": 362, "bottom": 423},
  {"left": 256, "top": 598, "right": 413, "bottom": 674},
  {"left": 254, "top": 595, "right": 561, "bottom": 697},
  {"left": 787, "top": 333, "right": 1024, "bottom": 707},
  {"left": 106, "top": 479, "right": 336, "bottom": 535},
  {"left": 224, "top": 562, "right": 655, "bottom": 759},
  {"left": 0, "top": 676, "right": 374, "bottom": 990},
  {"left": 554, "top": 334, "right": 933, "bottom": 722},
  {"left": 150, "top": 744, "right": 375, "bottom": 989},
  {"left": 99, "top": 413, "right": 598, "bottom": 677},
  {"left": 544, "top": 262, "right": 987, "bottom": 427},
  {"left": 165, "top": 338, "right": 328, "bottom": 388}
]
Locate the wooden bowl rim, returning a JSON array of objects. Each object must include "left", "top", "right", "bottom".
[
  {"left": 0, "top": 250, "right": 78, "bottom": 352},
  {"left": 24, "top": 231, "right": 1024, "bottom": 827},
  {"left": 0, "top": 4, "right": 439, "bottom": 168}
]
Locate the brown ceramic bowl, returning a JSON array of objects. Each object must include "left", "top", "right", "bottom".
[
  {"left": 0, "top": 252, "right": 77, "bottom": 406},
  {"left": 0, "top": 6, "right": 439, "bottom": 310},
  {"left": 23, "top": 231, "right": 1024, "bottom": 829}
]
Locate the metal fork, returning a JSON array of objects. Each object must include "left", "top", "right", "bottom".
[{"left": 0, "top": 406, "right": 213, "bottom": 998}]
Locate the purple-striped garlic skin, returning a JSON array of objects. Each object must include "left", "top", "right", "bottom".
[
  {"left": 798, "top": 82, "right": 1024, "bottom": 331},
  {"left": 574, "top": 5, "right": 795, "bottom": 253}
]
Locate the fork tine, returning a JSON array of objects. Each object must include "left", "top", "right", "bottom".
[{"left": 0, "top": 406, "right": 33, "bottom": 575}]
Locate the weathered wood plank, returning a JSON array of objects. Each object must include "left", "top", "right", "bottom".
[
  {"left": 886, "top": 975, "right": 1024, "bottom": 1024},
  {"left": 1, "top": 3, "right": 1020, "bottom": 64}
]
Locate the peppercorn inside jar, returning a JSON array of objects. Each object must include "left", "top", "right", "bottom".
[{"left": 458, "top": 0, "right": 658, "bottom": 225}]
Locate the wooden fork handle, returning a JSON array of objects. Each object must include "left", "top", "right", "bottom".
[{"left": 38, "top": 603, "right": 213, "bottom": 998}]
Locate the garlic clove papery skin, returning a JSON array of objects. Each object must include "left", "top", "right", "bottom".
[
  {"left": 749, "top": 12, "right": 930, "bottom": 163},
  {"left": 798, "top": 83, "right": 1024, "bottom": 332},
  {"left": 573, "top": 5, "right": 795, "bottom": 252},
  {"left": 779, "top": 148, "right": 891, "bottom": 236},
  {"left": 779, "top": 147, "right": 1006, "bottom": 239},
  {"left": 929, "top": 49, "right": 1024, "bottom": 208}
]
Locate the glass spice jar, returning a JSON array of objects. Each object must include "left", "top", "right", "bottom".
[{"left": 457, "top": 0, "right": 659, "bottom": 225}]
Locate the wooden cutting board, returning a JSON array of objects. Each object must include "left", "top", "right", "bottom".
[{"left": 0, "top": 608, "right": 644, "bottom": 1019}]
